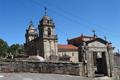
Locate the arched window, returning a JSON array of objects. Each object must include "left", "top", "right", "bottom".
[
  {"left": 48, "top": 28, "right": 51, "bottom": 36},
  {"left": 47, "top": 20, "right": 49, "bottom": 24}
]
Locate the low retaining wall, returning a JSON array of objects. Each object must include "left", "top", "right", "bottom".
[
  {"left": 0, "top": 60, "right": 84, "bottom": 76},
  {"left": 113, "top": 67, "right": 120, "bottom": 80}
]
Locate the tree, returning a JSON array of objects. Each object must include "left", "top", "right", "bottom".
[
  {"left": 9, "top": 44, "right": 24, "bottom": 57},
  {"left": 0, "top": 39, "right": 9, "bottom": 58}
]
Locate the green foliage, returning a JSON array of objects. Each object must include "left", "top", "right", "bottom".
[
  {"left": 9, "top": 44, "right": 24, "bottom": 56},
  {"left": 0, "top": 38, "right": 24, "bottom": 58},
  {"left": 0, "top": 39, "right": 9, "bottom": 58}
]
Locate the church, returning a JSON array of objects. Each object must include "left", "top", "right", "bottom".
[
  {"left": 24, "top": 14, "right": 79, "bottom": 62},
  {"left": 24, "top": 11, "right": 114, "bottom": 77}
]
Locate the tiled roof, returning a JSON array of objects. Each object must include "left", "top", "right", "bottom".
[
  {"left": 58, "top": 44, "right": 78, "bottom": 51},
  {"left": 67, "top": 35, "right": 94, "bottom": 46},
  {"left": 68, "top": 35, "right": 93, "bottom": 42}
]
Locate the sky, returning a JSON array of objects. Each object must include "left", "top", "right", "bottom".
[{"left": 0, "top": 0, "right": 120, "bottom": 51}]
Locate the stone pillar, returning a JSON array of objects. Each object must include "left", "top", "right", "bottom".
[
  {"left": 84, "top": 47, "right": 88, "bottom": 77},
  {"left": 108, "top": 48, "right": 114, "bottom": 77},
  {"left": 105, "top": 51, "right": 111, "bottom": 77},
  {"left": 86, "top": 50, "right": 94, "bottom": 77},
  {"left": 79, "top": 63, "right": 84, "bottom": 76},
  {"left": 84, "top": 61, "right": 88, "bottom": 77}
]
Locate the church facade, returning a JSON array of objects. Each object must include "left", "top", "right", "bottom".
[
  {"left": 24, "top": 15, "right": 58, "bottom": 61},
  {"left": 24, "top": 14, "right": 114, "bottom": 77}
]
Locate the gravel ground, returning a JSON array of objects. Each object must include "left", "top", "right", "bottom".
[{"left": 0, "top": 73, "right": 92, "bottom": 80}]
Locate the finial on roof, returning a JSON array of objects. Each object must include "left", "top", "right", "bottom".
[
  {"left": 104, "top": 36, "right": 107, "bottom": 41},
  {"left": 44, "top": 7, "right": 47, "bottom": 16},
  {"left": 81, "top": 33, "right": 84, "bottom": 37},
  {"left": 30, "top": 20, "right": 33, "bottom": 25},
  {"left": 92, "top": 29, "right": 95, "bottom": 35},
  {"left": 118, "top": 49, "right": 120, "bottom": 54},
  {"left": 92, "top": 29, "right": 97, "bottom": 38},
  {"left": 66, "top": 33, "right": 69, "bottom": 41},
  {"left": 29, "top": 20, "right": 34, "bottom": 27}
]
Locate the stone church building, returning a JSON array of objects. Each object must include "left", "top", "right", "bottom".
[
  {"left": 24, "top": 14, "right": 114, "bottom": 77},
  {"left": 24, "top": 14, "right": 79, "bottom": 62}
]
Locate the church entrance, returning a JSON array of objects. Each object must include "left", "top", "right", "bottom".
[{"left": 93, "top": 52, "right": 108, "bottom": 77}]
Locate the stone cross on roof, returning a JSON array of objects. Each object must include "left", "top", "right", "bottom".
[
  {"left": 92, "top": 29, "right": 97, "bottom": 38},
  {"left": 44, "top": 7, "right": 47, "bottom": 16}
]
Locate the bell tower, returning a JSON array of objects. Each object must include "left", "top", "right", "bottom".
[
  {"left": 25, "top": 21, "right": 38, "bottom": 43},
  {"left": 38, "top": 8, "right": 58, "bottom": 61}
]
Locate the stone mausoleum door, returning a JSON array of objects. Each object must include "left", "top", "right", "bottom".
[{"left": 93, "top": 52, "right": 107, "bottom": 76}]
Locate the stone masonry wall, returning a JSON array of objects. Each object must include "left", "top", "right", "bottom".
[
  {"left": 113, "top": 55, "right": 120, "bottom": 80},
  {"left": 0, "top": 60, "right": 84, "bottom": 76}
]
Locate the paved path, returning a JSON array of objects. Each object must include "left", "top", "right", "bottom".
[
  {"left": 95, "top": 76, "right": 112, "bottom": 80},
  {"left": 0, "top": 73, "right": 91, "bottom": 80}
]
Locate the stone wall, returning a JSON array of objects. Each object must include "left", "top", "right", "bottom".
[
  {"left": 0, "top": 60, "right": 84, "bottom": 76},
  {"left": 113, "top": 67, "right": 120, "bottom": 80},
  {"left": 113, "top": 54, "right": 120, "bottom": 80}
]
